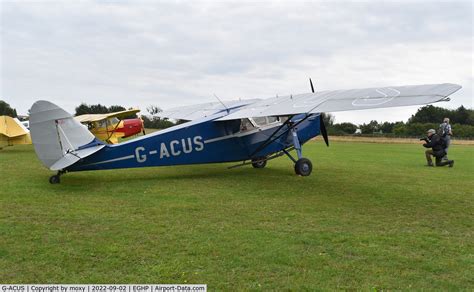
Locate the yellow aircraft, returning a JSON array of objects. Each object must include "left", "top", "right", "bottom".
[
  {"left": 0, "top": 115, "right": 32, "bottom": 149},
  {"left": 74, "top": 109, "right": 144, "bottom": 144}
]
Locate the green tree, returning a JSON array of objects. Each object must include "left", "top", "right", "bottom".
[
  {"left": 379, "top": 121, "right": 400, "bottom": 133},
  {"left": 332, "top": 122, "right": 358, "bottom": 134},
  {"left": 453, "top": 105, "right": 470, "bottom": 125},
  {"left": 408, "top": 105, "right": 473, "bottom": 125},
  {"left": 108, "top": 105, "right": 126, "bottom": 113},
  {"left": 0, "top": 100, "right": 18, "bottom": 117},
  {"left": 393, "top": 122, "right": 407, "bottom": 136},
  {"left": 466, "top": 111, "right": 474, "bottom": 125},
  {"left": 142, "top": 104, "right": 174, "bottom": 129},
  {"left": 408, "top": 105, "right": 448, "bottom": 124},
  {"left": 360, "top": 120, "right": 380, "bottom": 134},
  {"left": 75, "top": 103, "right": 137, "bottom": 119}
]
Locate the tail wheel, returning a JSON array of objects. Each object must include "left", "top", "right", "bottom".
[
  {"left": 49, "top": 175, "right": 60, "bottom": 184},
  {"left": 251, "top": 157, "right": 267, "bottom": 169},
  {"left": 295, "top": 158, "right": 312, "bottom": 176}
]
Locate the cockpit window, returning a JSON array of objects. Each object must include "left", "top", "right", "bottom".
[
  {"left": 97, "top": 120, "right": 107, "bottom": 128},
  {"left": 109, "top": 117, "right": 120, "bottom": 125}
]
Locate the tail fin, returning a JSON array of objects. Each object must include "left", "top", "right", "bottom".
[{"left": 30, "top": 101, "right": 105, "bottom": 171}]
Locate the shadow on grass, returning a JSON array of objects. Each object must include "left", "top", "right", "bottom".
[
  {"left": 39, "top": 163, "right": 351, "bottom": 199},
  {"left": 63, "top": 164, "right": 296, "bottom": 183}
]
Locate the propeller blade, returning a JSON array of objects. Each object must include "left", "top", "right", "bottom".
[
  {"left": 309, "top": 78, "right": 328, "bottom": 146},
  {"left": 319, "top": 114, "right": 329, "bottom": 147}
]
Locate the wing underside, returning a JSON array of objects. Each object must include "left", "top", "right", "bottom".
[
  {"left": 157, "top": 99, "right": 260, "bottom": 121},
  {"left": 75, "top": 109, "right": 141, "bottom": 123}
]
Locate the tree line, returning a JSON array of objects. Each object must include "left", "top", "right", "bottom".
[
  {"left": 326, "top": 105, "right": 474, "bottom": 138},
  {"left": 74, "top": 103, "right": 175, "bottom": 128},
  {"left": 2, "top": 100, "right": 473, "bottom": 138},
  {"left": 74, "top": 103, "right": 137, "bottom": 119}
]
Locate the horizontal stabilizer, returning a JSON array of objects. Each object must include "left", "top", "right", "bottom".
[{"left": 49, "top": 145, "right": 105, "bottom": 170}]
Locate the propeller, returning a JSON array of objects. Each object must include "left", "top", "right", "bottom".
[
  {"left": 319, "top": 114, "right": 329, "bottom": 147},
  {"left": 138, "top": 114, "right": 146, "bottom": 135},
  {"left": 309, "top": 78, "right": 329, "bottom": 147}
]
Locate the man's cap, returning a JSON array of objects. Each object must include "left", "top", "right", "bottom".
[{"left": 427, "top": 129, "right": 436, "bottom": 134}]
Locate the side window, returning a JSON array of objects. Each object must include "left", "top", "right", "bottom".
[
  {"left": 267, "top": 116, "right": 278, "bottom": 124},
  {"left": 240, "top": 118, "right": 255, "bottom": 132},
  {"left": 253, "top": 117, "right": 267, "bottom": 126}
]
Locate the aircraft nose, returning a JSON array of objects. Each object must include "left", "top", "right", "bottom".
[{"left": 119, "top": 118, "right": 144, "bottom": 137}]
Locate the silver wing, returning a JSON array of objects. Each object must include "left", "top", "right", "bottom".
[
  {"left": 216, "top": 83, "right": 461, "bottom": 121},
  {"left": 157, "top": 99, "right": 260, "bottom": 121}
]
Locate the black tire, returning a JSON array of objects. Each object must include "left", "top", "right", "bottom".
[
  {"left": 294, "top": 158, "right": 312, "bottom": 176},
  {"left": 251, "top": 157, "right": 267, "bottom": 169},
  {"left": 49, "top": 175, "right": 60, "bottom": 184}
]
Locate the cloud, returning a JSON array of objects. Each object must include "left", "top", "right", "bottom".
[{"left": 1, "top": 0, "right": 472, "bottom": 124}]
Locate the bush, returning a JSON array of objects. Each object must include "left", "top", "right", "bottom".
[{"left": 141, "top": 115, "right": 175, "bottom": 129}]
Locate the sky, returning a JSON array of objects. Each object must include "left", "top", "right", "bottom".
[{"left": 1, "top": 0, "right": 472, "bottom": 124}]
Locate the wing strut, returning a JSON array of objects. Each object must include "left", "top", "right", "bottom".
[
  {"left": 249, "top": 114, "right": 315, "bottom": 157},
  {"left": 249, "top": 115, "right": 294, "bottom": 157}
]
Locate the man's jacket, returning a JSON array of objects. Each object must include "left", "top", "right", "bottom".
[{"left": 423, "top": 134, "right": 446, "bottom": 157}]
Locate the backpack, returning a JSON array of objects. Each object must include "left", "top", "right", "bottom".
[{"left": 438, "top": 123, "right": 448, "bottom": 137}]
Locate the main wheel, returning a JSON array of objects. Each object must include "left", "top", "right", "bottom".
[
  {"left": 251, "top": 157, "right": 267, "bottom": 169},
  {"left": 294, "top": 158, "right": 312, "bottom": 176},
  {"left": 49, "top": 175, "right": 60, "bottom": 184}
]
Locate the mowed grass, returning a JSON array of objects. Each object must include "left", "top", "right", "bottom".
[{"left": 0, "top": 141, "right": 473, "bottom": 290}]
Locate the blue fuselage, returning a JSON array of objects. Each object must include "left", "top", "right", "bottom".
[{"left": 68, "top": 114, "right": 321, "bottom": 172}]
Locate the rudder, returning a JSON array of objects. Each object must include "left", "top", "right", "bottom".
[{"left": 30, "top": 100, "right": 105, "bottom": 170}]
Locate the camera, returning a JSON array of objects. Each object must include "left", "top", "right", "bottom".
[{"left": 419, "top": 137, "right": 429, "bottom": 143}]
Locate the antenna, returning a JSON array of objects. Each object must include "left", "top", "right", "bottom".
[{"left": 213, "top": 93, "right": 229, "bottom": 113}]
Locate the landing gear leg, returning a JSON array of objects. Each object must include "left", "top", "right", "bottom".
[
  {"left": 289, "top": 128, "right": 313, "bottom": 176},
  {"left": 49, "top": 170, "right": 65, "bottom": 184}
]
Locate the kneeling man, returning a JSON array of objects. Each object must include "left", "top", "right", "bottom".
[{"left": 423, "top": 129, "right": 454, "bottom": 167}]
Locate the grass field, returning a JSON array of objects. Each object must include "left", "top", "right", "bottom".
[{"left": 1, "top": 141, "right": 473, "bottom": 289}]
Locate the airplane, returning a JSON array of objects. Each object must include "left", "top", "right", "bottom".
[
  {"left": 0, "top": 115, "right": 32, "bottom": 149},
  {"left": 28, "top": 81, "right": 461, "bottom": 184},
  {"left": 74, "top": 109, "right": 145, "bottom": 144}
]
